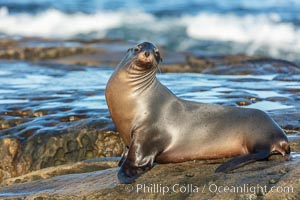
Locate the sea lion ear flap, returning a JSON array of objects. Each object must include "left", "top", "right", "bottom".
[
  {"left": 160, "top": 57, "right": 163, "bottom": 62},
  {"left": 127, "top": 48, "right": 133, "bottom": 52}
]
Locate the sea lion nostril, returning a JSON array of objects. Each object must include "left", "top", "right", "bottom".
[{"left": 144, "top": 51, "right": 150, "bottom": 57}]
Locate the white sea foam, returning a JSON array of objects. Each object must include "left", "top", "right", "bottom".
[
  {"left": 1, "top": 7, "right": 300, "bottom": 59},
  {"left": 0, "top": 7, "right": 154, "bottom": 38},
  {"left": 183, "top": 13, "right": 300, "bottom": 56}
]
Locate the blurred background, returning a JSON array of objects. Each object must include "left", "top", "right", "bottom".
[{"left": 0, "top": 0, "right": 300, "bottom": 62}]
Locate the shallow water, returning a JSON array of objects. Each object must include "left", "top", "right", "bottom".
[{"left": 0, "top": 61, "right": 299, "bottom": 138}]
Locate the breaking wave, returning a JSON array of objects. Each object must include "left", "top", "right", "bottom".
[{"left": 1, "top": 6, "right": 300, "bottom": 60}]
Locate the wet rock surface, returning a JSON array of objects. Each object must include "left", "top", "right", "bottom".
[
  {"left": 2, "top": 38, "right": 299, "bottom": 74},
  {"left": 186, "top": 54, "right": 300, "bottom": 75},
  {"left": 0, "top": 37, "right": 299, "bottom": 199},
  {"left": 0, "top": 157, "right": 119, "bottom": 187},
  {"left": 0, "top": 125, "right": 124, "bottom": 183},
  {"left": 0, "top": 38, "right": 96, "bottom": 61},
  {"left": 0, "top": 154, "right": 299, "bottom": 199}
]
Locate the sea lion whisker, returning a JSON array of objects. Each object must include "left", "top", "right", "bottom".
[{"left": 158, "top": 65, "right": 162, "bottom": 74}]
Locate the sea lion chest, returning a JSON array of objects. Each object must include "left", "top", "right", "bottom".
[{"left": 105, "top": 73, "right": 141, "bottom": 145}]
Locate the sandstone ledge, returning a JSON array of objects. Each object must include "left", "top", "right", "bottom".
[{"left": 0, "top": 155, "right": 299, "bottom": 199}]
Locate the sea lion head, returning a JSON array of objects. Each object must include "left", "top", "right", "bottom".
[{"left": 124, "top": 42, "right": 162, "bottom": 72}]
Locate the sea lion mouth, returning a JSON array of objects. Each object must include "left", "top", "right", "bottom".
[
  {"left": 132, "top": 42, "right": 162, "bottom": 62},
  {"left": 124, "top": 42, "right": 162, "bottom": 72},
  {"left": 136, "top": 60, "right": 154, "bottom": 69},
  {"left": 135, "top": 50, "right": 156, "bottom": 69}
]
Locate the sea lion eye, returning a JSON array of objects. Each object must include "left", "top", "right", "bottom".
[
  {"left": 154, "top": 49, "right": 161, "bottom": 60},
  {"left": 134, "top": 45, "right": 142, "bottom": 52}
]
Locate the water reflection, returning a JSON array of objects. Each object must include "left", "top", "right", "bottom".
[{"left": 0, "top": 61, "right": 299, "bottom": 135}]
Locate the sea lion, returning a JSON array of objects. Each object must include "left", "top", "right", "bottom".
[{"left": 105, "top": 42, "right": 290, "bottom": 184}]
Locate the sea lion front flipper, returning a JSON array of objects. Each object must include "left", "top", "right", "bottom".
[
  {"left": 118, "top": 146, "right": 129, "bottom": 167},
  {"left": 215, "top": 150, "right": 270, "bottom": 173},
  {"left": 118, "top": 134, "right": 157, "bottom": 184}
]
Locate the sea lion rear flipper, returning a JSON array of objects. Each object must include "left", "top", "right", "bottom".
[{"left": 215, "top": 150, "right": 269, "bottom": 173}]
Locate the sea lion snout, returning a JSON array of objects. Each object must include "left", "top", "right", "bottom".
[
  {"left": 135, "top": 51, "right": 155, "bottom": 69},
  {"left": 134, "top": 42, "right": 162, "bottom": 65},
  {"left": 144, "top": 51, "right": 150, "bottom": 57}
]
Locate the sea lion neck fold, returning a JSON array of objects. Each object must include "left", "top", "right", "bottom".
[{"left": 127, "top": 68, "right": 158, "bottom": 95}]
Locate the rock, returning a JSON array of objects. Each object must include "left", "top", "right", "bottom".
[
  {"left": 1, "top": 37, "right": 299, "bottom": 75},
  {"left": 0, "top": 46, "right": 96, "bottom": 61},
  {"left": 186, "top": 54, "right": 300, "bottom": 75},
  {"left": 0, "top": 157, "right": 119, "bottom": 187},
  {"left": 0, "top": 124, "right": 124, "bottom": 183},
  {"left": 0, "top": 155, "right": 299, "bottom": 199},
  {"left": 270, "top": 109, "right": 300, "bottom": 131},
  {"left": 0, "top": 39, "right": 17, "bottom": 49},
  {"left": 0, "top": 137, "right": 30, "bottom": 182}
]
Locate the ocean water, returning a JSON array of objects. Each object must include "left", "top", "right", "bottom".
[
  {"left": 1, "top": 0, "right": 300, "bottom": 61},
  {"left": 1, "top": 61, "right": 298, "bottom": 136}
]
